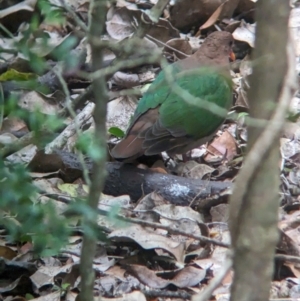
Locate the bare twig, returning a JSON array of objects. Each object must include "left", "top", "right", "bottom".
[
  {"left": 146, "top": 33, "right": 189, "bottom": 58},
  {"left": 275, "top": 254, "right": 300, "bottom": 264},
  {"left": 0, "top": 132, "right": 35, "bottom": 158},
  {"left": 82, "top": 53, "right": 162, "bottom": 81},
  {"left": 51, "top": 66, "right": 92, "bottom": 185},
  {"left": 77, "top": 0, "right": 108, "bottom": 299},
  {"left": 35, "top": 189, "right": 230, "bottom": 248},
  {"left": 71, "top": 85, "right": 93, "bottom": 111},
  {"left": 114, "top": 215, "right": 230, "bottom": 248},
  {"left": 45, "top": 102, "right": 94, "bottom": 153},
  {"left": 146, "top": 0, "right": 169, "bottom": 23},
  {"left": 135, "top": 0, "right": 170, "bottom": 38},
  {"left": 59, "top": 0, "right": 88, "bottom": 32}
]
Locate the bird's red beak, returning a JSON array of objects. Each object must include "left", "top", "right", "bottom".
[{"left": 229, "top": 51, "right": 236, "bottom": 61}]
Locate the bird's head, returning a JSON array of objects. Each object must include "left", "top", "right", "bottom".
[{"left": 198, "top": 31, "right": 235, "bottom": 62}]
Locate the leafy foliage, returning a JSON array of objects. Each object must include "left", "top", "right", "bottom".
[
  {"left": 108, "top": 126, "right": 125, "bottom": 138},
  {"left": 0, "top": 0, "right": 82, "bottom": 255},
  {"left": 0, "top": 160, "right": 71, "bottom": 255}
]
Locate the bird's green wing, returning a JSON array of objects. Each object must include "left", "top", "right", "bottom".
[
  {"left": 138, "top": 68, "right": 232, "bottom": 155},
  {"left": 130, "top": 64, "right": 182, "bottom": 125},
  {"left": 159, "top": 69, "right": 232, "bottom": 138}
]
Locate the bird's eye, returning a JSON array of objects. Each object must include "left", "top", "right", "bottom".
[{"left": 229, "top": 41, "right": 233, "bottom": 47}]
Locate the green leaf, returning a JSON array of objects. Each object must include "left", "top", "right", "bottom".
[
  {"left": 26, "top": 293, "right": 34, "bottom": 300},
  {"left": 237, "top": 112, "right": 249, "bottom": 119},
  {"left": 61, "top": 283, "right": 70, "bottom": 290},
  {"left": 0, "top": 69, "right": 37, "bottom": 81},
  {"left": 108, "top": 127, "right": 125, "bottom": 138}
]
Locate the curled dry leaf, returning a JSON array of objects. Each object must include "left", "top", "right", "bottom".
[
  {"left": 278, "top": 230, "right": 300, "bottom": 257},
  {"left": 171, "top": 0, "right": 249, "bottom": 30},
  {"left": 31, "top": 263, "right": 76, "bottom": 289},
  {"left": 147, "top": 18, "right": 180, "bottom": 44},
  {"left": 193, "top": 231, "right": 231, "bottom": 284},
  {"left": 7, "top": 144, "right": 38, "bottom": 165},
  {"left": 0, "top": 133, "right": 18, "bottom": 146},
  {"left": 205, "top": 131, "right": 237, "bottom": 162},
  {"left": 200, "top": 0, "right": 239, "bottom": 30},
  {"left": 126, "top": 264, "right": 206, "bottom": 288},
  {"left": 18, "top": 91, "right": 63, "bottom": 115},
  {"left": 106, "top": 6, "right": 179, "bottom": 42},
  {"left": 235, "top": 89, "right": 249, "bottom": 110},
  {"left": 170, "top": 0, "right": 227, "bottom": 30},
  {"left": 106, "top": 6, "right": 139, "bottom": 40},
  {"left": 111, "top": 71, "right": 140, "bottom": 88},
  {"left": 289, "top": 167, "right": 300, "bottom": 186},
  {"left": 153, "top": 204, "right": 204, "bottom": 223},
  {"left": 163, "top": 38, "right": 192, "bottom": 59},
  {"left": 280, "top": 138, "right": 300, "bottom": 159},
  {"left": 284, "top": 262, "right": 300, "bottom": 279},
  {"left": 232, "top": 20, "right": 255, "bottom": 47},
  {"left": 99, "top": 194, "right": 131, "bottom": 211},
  {"left": 171, "top": 266, "right": 206, "bottom": 287},
  {"left": 0, "top": 246, "right": 17, "bottom": 260},
  {"left": 210, "top": 204, "right": 229, "bottom": 223},
  {"left": 160, "top": 218, "right": 202, "bottom": 244},
  {"left": 133, "top": 192, "right": 169, "bottom": 222},
  {"left": 176, "top": 160, "right": 215, "bottom": 179},
  {"left": 108, "top": 224, "right": 185, "bottom": 262},
  {"left": 240, "top": 55, "right": 253, "bottom": 78},
  {"left": 235, "top": 56, "right": 251, "bottom": 108},
  {"left": 126, "top": 265, "right": 169, "bottom": 289},
  {"left": 118, "top": 36, "right": 159, "bottom": 60},
  {"left": 200, "top": 1, "right": 228, "bottom": 30},
  {"left": 224, "top": 20, "right": 241, "bottom": 33},
  {"left": 0, "top": 0, "right": 37, "bottom": 19},
  {"left": 283, "top": 122, "right": 300, "bottom": 140},
  {"left": 0, "top": 38, "right": 19, "bottom": 61},
  {"left": 106, "top": 96, "right": 137, "bottom": 133}
]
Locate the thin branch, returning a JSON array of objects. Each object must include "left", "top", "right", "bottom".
[
  {"left": 134, "top": 0, "right": 170, "bottom": 38},
  {"left": 146, "top": 34, "right": 189, "bottom": 58},
  {"left": 70, "top": 85, "right": 93, "bottom": 111},
  {"left": 51, "top": 66, "right": 92, "bottom": 185},
  {"left": 77, "top": 0, "right": 108, "bottom": 299},
  {"left": 275, "top": 254, "right": 300, "bottom": 264},
  {"left": 81, "top": 53, "right": 162, "bottom": 81},
  {"left": 100, "top": 212, "right": 230, "bottom": 248},
  {"left": 0, "top": 132, "right": 35, "bottom": 158},
  {"left": 146, "top": 0, "right": 169, "bottom": 22},
  {"left": 0, "top": 23, "right": 14, "bottom": 39},
  {"left": 59, "top": 0, "right": 88, "bottom": 32},
  {"left": 37, "top": 189, "right": 229, "bottom": 248}
]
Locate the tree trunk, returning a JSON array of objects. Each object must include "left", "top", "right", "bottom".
[{"left": 229, "top": 1, "right": 292, "bottom": 301}]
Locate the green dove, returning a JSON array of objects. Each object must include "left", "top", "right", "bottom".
[{"left": 111, "top": 31, "right": 234, "bottom": 161}]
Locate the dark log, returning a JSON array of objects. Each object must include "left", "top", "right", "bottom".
[
  {"left": 29, "top": 150, "right": 231, "bottom": 207},
  {"left": 104, "top": 162, "right": 231, "bottom": 206}
]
